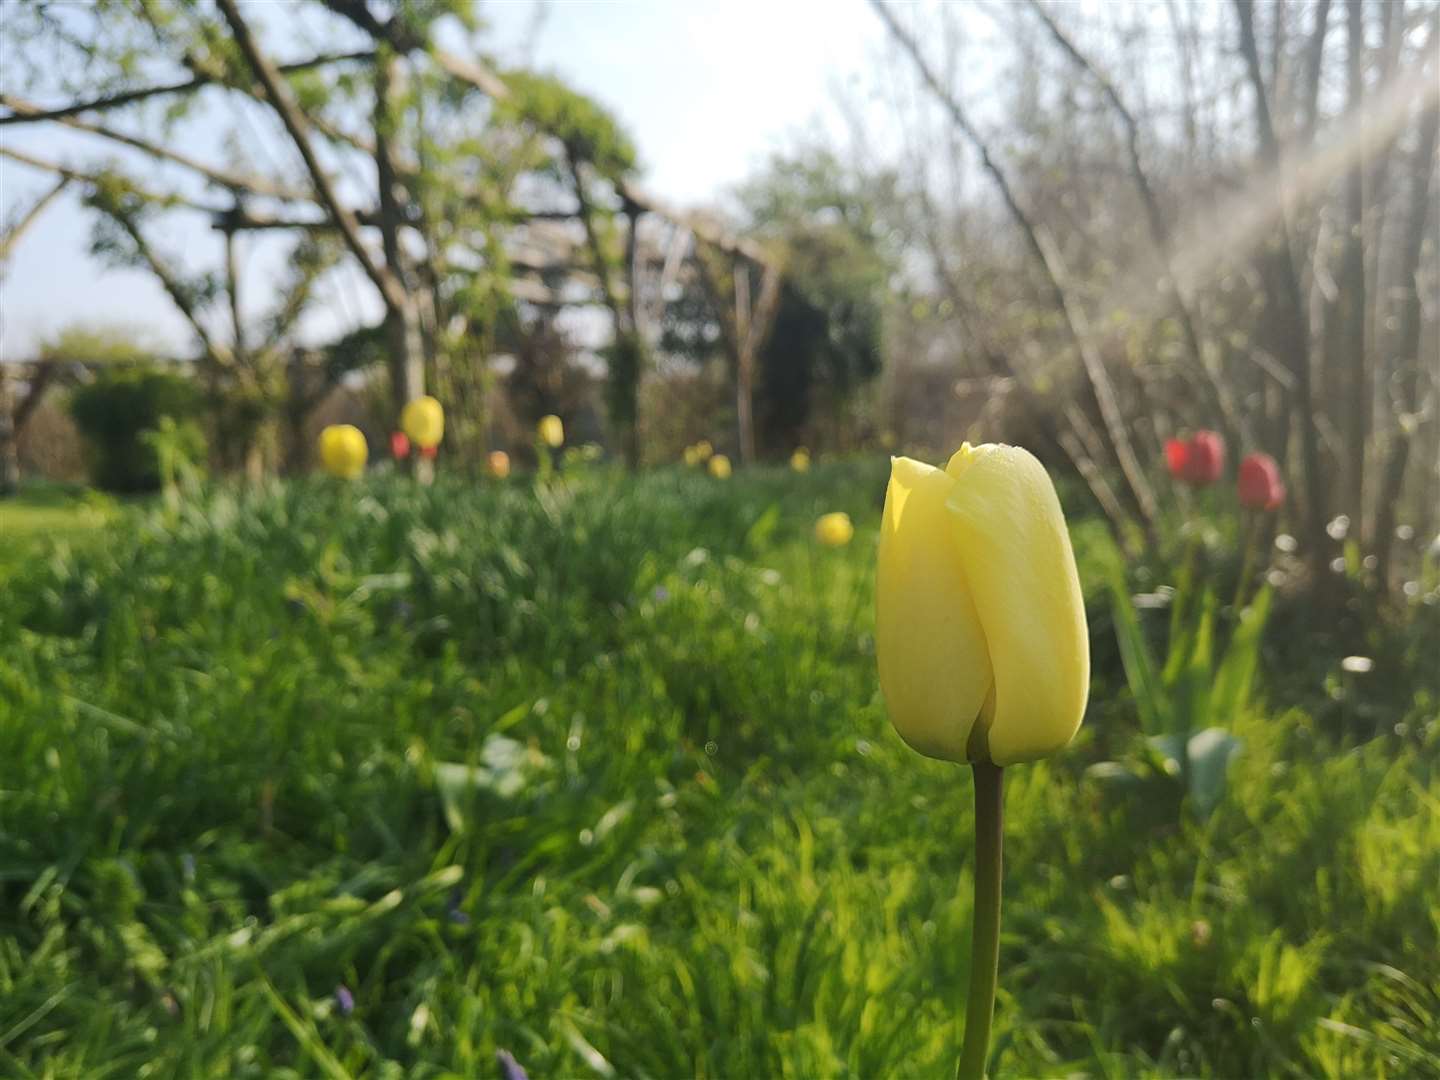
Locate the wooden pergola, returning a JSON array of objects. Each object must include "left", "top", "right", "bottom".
[{"left": 0, "top": 1, "right": 783, "bottom": 484}]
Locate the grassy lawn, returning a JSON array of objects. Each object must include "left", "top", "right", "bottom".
[
  {"left": 0, "top": 463, "right": 1435, "bottom": 1077},
  {"left": 0, "top": 485, "right": 118, "bottom": 576}
]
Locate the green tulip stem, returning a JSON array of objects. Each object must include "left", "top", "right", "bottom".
[{"left": 956, "top": 760, "right": 1004, "bottom": 1080}]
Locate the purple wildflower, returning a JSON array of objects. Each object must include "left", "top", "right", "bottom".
[
  {"left": 334, "top": 984, "right": 355, "bottom": 1016},
  {"left": 496, "top": 1049, "right": 529, "bottom": 1080},
  {"left": 446, "top": 886, "right": 471, "bottom": 925}
]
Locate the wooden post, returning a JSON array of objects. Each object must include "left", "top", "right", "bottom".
[
  {"left": 0, "top": 364, "right": 17, "bottom": 495},
  {"left": 733, "top": 261, "right": 755, "bottom": 465}
]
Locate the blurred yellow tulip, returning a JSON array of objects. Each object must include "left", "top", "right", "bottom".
[
  {"left": 815, "top": 511, "right": 853, "bottom": 547},
  {"left": 876, "top": 443, "right": 1089, "bottom": 766},
  {"left": 400, "top": 396, "right": 444, "bottom": 449},
  {"left": 683, "top": 445, "right": 701, "bottom": 467},
  {"left": 318, "top": 424, "right": 368, "bottom": 480},
  {"left": 708, "top": 454, "right": 732, "bottom": 479},
  {"left": 791, "top": 448, "right": 811, "bottom": 472},
  {"left": 488, "top": 450, "right": 511, "bottom": 478},
  {"left": 694, "top": 440, "right": 714, "bottom": 462},
  {"left": 537, "top": 414, "right": 564, "bottom": 448}
]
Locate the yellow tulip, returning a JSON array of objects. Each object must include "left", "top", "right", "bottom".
[
  {"left": 791, "top": 448, "right": 811, "bottom": 473},
  {"left": 537, "top": 414, "right": 564, "bottom": 448},
  {"left": 815, "top": 511, "right": 853, "bottom": 547},
  {"left": 400, "top": 395, "right": 445, "bottom": 449},
  {"left": 708, "top": 454, "right": 732, "bottom": 479},
  {"left": 876, "top": 443, "right": 1088, "bottom": 766},
  {"left": 488, "top": 450, "right": 511, "bottom": 478},
  {"left": 683, "top": 445, "right": 701, "bottom": 467},
  {"left": 694, "top": 440, "right": 714, "bottom": 462},
  {"left": 318, "top": 424, "right": 368, "bottom": 480}
]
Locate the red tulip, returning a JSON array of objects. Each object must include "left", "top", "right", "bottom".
[
  {"left": 1187, "top": 431, "right": 1225, "bottom": 485},
  {"left": 1165, "top": 429, "right": 1225, "bottom": 487},
  {"left": 1165, "top": 439, "right": 1189, "bottom": 477},
  {"left": 419, "top": 444, "right": 438, "bottom": 460},
  {"left": 1238, "top": 452, "right": 1285, "bottom": 511},
  {"left": 390, "top": 431, "right": 411, "bottom": 459}
]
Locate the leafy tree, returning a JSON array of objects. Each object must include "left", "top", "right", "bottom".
[{"left": 734, "top": 147, "right": 897, "bottom": 453}]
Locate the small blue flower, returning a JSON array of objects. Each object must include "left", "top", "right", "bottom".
[
  {"left": 496, "top": 1049, "right": 529, "bottom": 1080},
  {"left": 446, "top": 886, "right": 471, "bottom": 925},
  {"left": 652, "top": 585, "right": 670, "bottom": 603},
  {"left": 334, "top": 985, "right": 355, "bottom": 1016}
]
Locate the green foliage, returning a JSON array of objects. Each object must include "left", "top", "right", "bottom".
[
  {"left": 140, "top": 416, "right": 207, "bottom": 512},
  {"left": 1, "top": 463, "right": 1436, "bottom": 1077},
  {"left": 1094, "top": 560, "right": 1273, "bottom": 819},
  {"left": 496, "top": 70, "right": 638, "bottom": 179},
  {"left": 737, "top": 148, "right": 896, "bottom": 450},
  {"left": 38, "top": 324, "right": 154, "bottom": 367},
  {"left": 68, "top": 365, "right": 204, "bottom": 492}
]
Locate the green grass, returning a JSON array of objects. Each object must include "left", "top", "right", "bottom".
[
  {"left": 0, "top": 485, "right": 117, "bottom": 577},
  {"left": 1, "top": 462, "right": 1436, "bottom": 1078}
]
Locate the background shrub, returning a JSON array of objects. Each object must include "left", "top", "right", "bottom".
[{"left": 68, "top": 365, "right": 204, "bottom": 492}]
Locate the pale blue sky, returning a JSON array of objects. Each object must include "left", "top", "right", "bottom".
[{"left": 0, "top": 0, "right": 880, "bottom": 358}]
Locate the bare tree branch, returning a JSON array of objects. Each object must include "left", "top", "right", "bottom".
[
  {"left": 1235, "top": 0, "right": 1328, "bottom": 578},
  {"left": 0, "top": 145, "right": 223, "bottom": 212},
  {"left": 914, "top": 184, "right": 1134, "bottom": 540},
  {"left": 95, "top": 201, "right": 231, "bottom": 369},
  {"left": 872, "top": 0, "right": 1158, "bottom": 532},
  {"left": 1025, "top": 1, "right": 1234, "bottom": 445},
  {"left": 0, "top": 51, "right": 373, "bottom": 127},
  {"left": 0, "top": 176, "right": 69, "bottom": 262},
  {"left": 1, "top": 93, "right": 309, "bottom": 200},
  {"left": 1298, "top": 0, "right": 1333, "bottom": 144},
  {"left": 322, "top": 0, "right": 776, "bottom": 269},
  {"left": 215, "top": 0, "right": 405, "bottom": 316}
]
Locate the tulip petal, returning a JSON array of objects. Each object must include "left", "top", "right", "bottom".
[
  {"left": 944, "top": 444, "right": 1089, "bottom": 765},
  {"left": 877, "top": 456, "right": 994, "bottom": 762}
]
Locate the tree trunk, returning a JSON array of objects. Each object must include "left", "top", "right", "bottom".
[
  {"left": 1373, "top": 58, "right": 1439, "bottom": 586},
  {"left": 1235, "top": 0, "right": 1328, "bottom": 586},
  {"left": 374, "top": 53, "right": 424, "bottom": 415},
  {"left": 1339, "top": 0, "right": 1369, "bottom": 532},
  {"left": 0, "top": 366, "right": 18, "bottom": 495}
]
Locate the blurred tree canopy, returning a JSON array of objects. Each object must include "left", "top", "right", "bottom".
[{"left": 734, "top": 148, "right": 898, "bottom": 453}]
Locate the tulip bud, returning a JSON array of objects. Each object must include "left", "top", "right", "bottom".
[
  {"left": 791, "top": 447, "right": 811, "bottom": 473},
  {"left": 318, "top": 424, "right": 368, "bottom": 479},
  {"left": 488, "top": 450, "right": 511, "bottom": 478},
  {"left": 1164, "top": 438, "right": 1189, "bottom": 477},
  {"left": 877, "top": 444, "right": 1089, "bottom": 766},
  {"left": 1166, "top": 429, "right": 1224, "bottom": 486},
  {"left": 537, "top": 414, "right": 564, "bottom": 448},
  {"left": 400, "top": 396, "right": 445, "bottom": 450},
  {"left": 683, "top": 445, "right": 701, "bottom": 467},
  {"left": 815, "top": 511, "right": 854, "bottom": 547},
  {"left": 390, "top": 431, "right": 411, "bottom": 459},
  {"left": 694, "top": 440, "right": 714, "bottom": 462},
  {"left": 708, "top": 454, "right": 732, "bottom": 479},
  {"left": 1238, "top": 452, "right": 1284, "bottom": 510}
]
